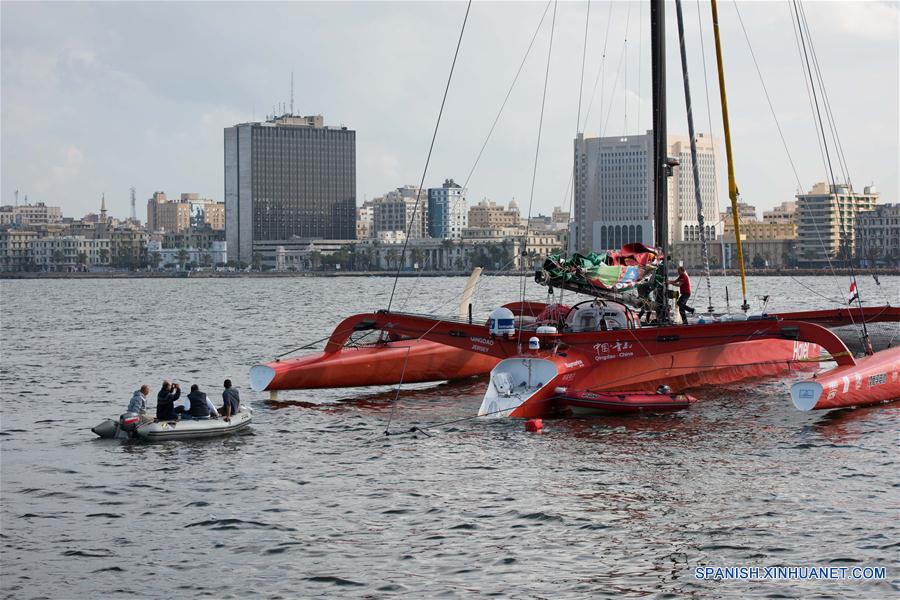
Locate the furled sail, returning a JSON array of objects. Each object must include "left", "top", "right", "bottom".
[{"left": 535, "top": 243, "right": 664, "bottom": 298}]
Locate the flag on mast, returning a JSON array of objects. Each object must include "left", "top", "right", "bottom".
[{"left": 848, "top": 279, "right": 859, "bottom": 305}]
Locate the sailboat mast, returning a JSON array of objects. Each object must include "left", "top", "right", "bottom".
[
  {"left": 650, "top": 0, "right": 669, "bottom": 317},
  {"left": 710, "top": 0, "right": 750, "bottom": 311}
]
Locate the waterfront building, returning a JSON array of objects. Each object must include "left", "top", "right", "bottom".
[
  {"left": 356, "top": 201, "right": 375, "bottom": 240},
  {"left": 0, "top": 229, "right": 39, "bottom": 271},
  {"left": 159, "top": 229, "right": 226, "bottom": 252},
  {"left": 796, "top": 182, "right": 878, "bottom": 267},
  {"left": 551, "top": 206, "right": 571, "bottom": 230},
  {"left": 109, "top": 228, "right": 150, "bottom": 268},
  {"left": 147, "top": 192, "right": 190, "bottom": 233},
  {"left": 763, "top": 200, "right": 797, "bottom": 224},
  {"left": 28, "top": 236, "right": 111, "bottom": 271},
  {"left": 427, "top": 179, "right": 467, "bottom": 239},
  {"left": 0, "top": 202, "right": 63, "bottom": 227},
  {"left": 723, "top": 202, "right": 759, "bottom": 223},
  {"left": 855, "top": 202, "right": 900, "bottom": 266},
  {"left": 147, "top": 192, "right": 223, "bottom": 233},
  {"left": 146, "top": 239, "right": 227, "bottom": 269},
  {"left": 372, "top": 186, "right": 428, "bottom": 240},
  {"left": 467, "top": 199, "right": 520, "bottom": 229},
  {"left": 224, "top": 114, "right": 356, "bottom": 264},
  {"left": 574, "top": 131, "right": 718, "bottom": 252}
]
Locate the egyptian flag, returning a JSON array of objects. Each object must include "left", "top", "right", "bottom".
[{"left": 848, "top": 279, "right": 859, "bottom": 305}]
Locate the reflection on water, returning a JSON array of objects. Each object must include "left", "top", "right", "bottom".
[{"left": 1, "top": 276, "right": 897, "bottom": 598}]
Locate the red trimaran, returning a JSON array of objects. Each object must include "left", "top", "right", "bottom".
[{"left": 251, "top": 0, "right": 899, "bottom": 417}]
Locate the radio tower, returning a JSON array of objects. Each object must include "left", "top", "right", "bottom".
[{"left": 130, "top": 187, "right": 137, "bottom": 221}]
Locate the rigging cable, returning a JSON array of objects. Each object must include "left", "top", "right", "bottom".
[
  {"left": 674, "top": 0, "right": 714, "bottom": 313},
  {"left": 731, "top": 0, "right": 803, "bottom": 190},
  {"left": 695, "top": 0, "right": 726, "bottom": 281},
  {"left": 386, "top": 0, "right": 472, "bottom": 313},
  {"left": 790, "top": 0, "right": 871, "bottom": 352},
  {"left": 518, "top": 0, "right": 559, "bottom": 352},
  {"left": 796, "top": 1, "right": 852, "bottom": 187},
  {"left": 560, "top": 0, "right": 592, "bottom": 310},
  {"left": 462, "top": 0, "right": 552, "bottom": 191}
]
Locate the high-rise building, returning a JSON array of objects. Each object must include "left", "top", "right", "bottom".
[
  {"left": 573, "top": 131, "right": 719, "bottom": 252},
  {"left": 427, "top": 179, "right": 467, "bottom": 239},
  {"left": 372, "top": 186, "right": 428, "bottom": 241},
  {"left": 796, "top": 182, "right": 878, "bottom": 267},
  {"left": 224, "top": 114, "right": 356, "bottom": 264}
]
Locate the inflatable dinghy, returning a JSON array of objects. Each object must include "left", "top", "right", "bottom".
[{"left": 92, "top": 408, "right": 252, "bottom": 441}]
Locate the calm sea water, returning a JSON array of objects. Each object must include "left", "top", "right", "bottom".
[{"left": 1, "top": 275, "right": 898, "bottom": 598}]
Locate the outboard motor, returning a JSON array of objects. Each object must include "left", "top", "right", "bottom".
[{"left": 118, "top": 412, "right": 141, "bottom": 437}]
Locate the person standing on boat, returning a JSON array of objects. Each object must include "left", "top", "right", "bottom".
[
  {"left": 668, "top": 266, "right": 695, "bottom": 324},
  {"left": 219, "top": 379, "right": 240, "bottom": 422},
  {"left": 155, "top": 381, "right": 181, "bottom": 421},
  {"left": 185, "top": 384, "right": 219, "bottom": 419}
]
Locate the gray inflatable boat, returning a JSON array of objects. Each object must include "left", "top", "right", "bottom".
[{"left": 92, "top": 408, "right": 253, "bottom": 441}]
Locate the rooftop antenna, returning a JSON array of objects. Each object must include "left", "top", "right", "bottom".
[
  {"left": 130, "top": 186, "right": 137, "bottom": 221},
  {"left": 290, "top": 70, "right": 294, "bottom": 115}
]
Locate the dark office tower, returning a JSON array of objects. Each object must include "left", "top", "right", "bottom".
[{"left": 224, "top": 114, "right": 356, "bottom": 264}]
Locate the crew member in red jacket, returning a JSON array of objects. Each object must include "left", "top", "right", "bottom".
[{"left": 668, "top": 266, "right": 695, "bottom": 323}]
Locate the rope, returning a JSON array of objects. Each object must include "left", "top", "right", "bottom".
[
  {"left": 386, "top": 0, "right": 472, "bottom": 312},
  {"left": 383, "top": 346, "right": 413, "bottom": 435}
]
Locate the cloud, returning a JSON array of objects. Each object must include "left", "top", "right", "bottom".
[{"left": 0, "top": 1, "right": 896, "bottom": 219}]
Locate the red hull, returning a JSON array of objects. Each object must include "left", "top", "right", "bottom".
[
  {"left": 250, "top": 339, "right": 499, "bottom": 391},
  {"left": 791, "top": 346, "right": 900, "bottom": 410},
  {"left": 558, "top": 390, "right": 697, "bottom": 415},
  {"left": 506, "top": 337, "right": 820, "bottom": 419}
]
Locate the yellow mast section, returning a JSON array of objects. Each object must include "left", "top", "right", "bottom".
[{"left": 710, "top": 0, "right": 749, "bottom": 310}]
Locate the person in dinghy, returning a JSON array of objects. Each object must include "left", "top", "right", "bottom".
[
  {"left": 181, "top": 384, "right": 220, "bottom": 419},
  {"left": 126, "top": 385, "right": 154, "bottom": 424}
]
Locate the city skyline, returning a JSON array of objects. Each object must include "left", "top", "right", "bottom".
[{"left": 2, "top": 1, "right": 897, "bottom": 220}]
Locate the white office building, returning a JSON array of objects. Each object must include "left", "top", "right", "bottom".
[
  {"left": 427, "top": 178, "right": 467, "bottom": 239},
  {"left": 574, "top": 131, "right": 719, "bottom": 252}
]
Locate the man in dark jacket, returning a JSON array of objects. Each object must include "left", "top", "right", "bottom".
[
  {"left": 185, "top": 384, "right": 218, "bottom": 419},
  {"left": 220, "top": 379, "right": 240, "bottom": 421},
  {"left": 155, "top": 381, "right": 181, "bottom": 421}
]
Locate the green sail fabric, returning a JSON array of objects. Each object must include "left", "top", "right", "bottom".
[{"left": 540, "top": 251, "right": 659, "bottom": 291}]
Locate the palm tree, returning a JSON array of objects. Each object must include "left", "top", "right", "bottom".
[
  {"left": 385, "top": 249, "right": 399, "bottom": 271},
  {"left": 177, "top": 248, "right": 189, "bottom": 271},
  {"left": 76, "top": 252, "right": 88, "bottom": 271},
  {"left": 98, "top": 248, "right": 110, "bottom": 266},
  {"left": 307, "top": 250, "right": 322, "bottom": 271},
  {"left": 411, "top": 248, "right": 425, "bottom": 270},
  {"left": 150, "top": 251, "right": 162, "bottom": 270},
  {"left": 441, "top": 238, "right": 456, "bottom": 271},
  {"left": 50, "top": 249, "right": 65, "bottom": 272},
  {"left": 252, "top": 252, "right": 263, "bottom": 271}
]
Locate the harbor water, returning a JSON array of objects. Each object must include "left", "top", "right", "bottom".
[{"left": 1, "top": 276, "right": 898, "bottom": 598}]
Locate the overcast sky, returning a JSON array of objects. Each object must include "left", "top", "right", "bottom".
[{"left": 2, "top": 1, "right": 897, "bottom": 221}]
